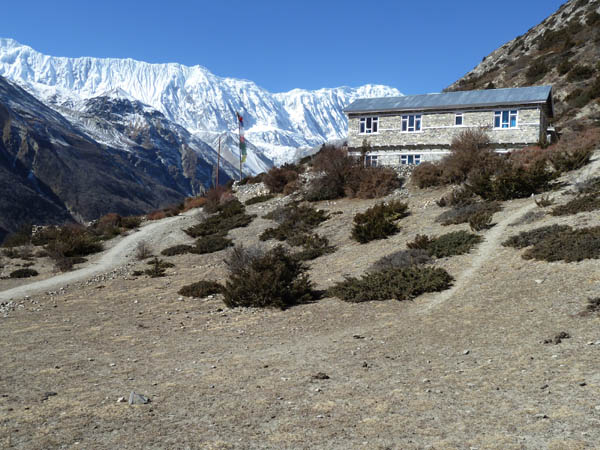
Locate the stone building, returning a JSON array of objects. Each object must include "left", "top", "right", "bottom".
[{"left": 343, "top": 85, "right": 554, "bottom": 167}]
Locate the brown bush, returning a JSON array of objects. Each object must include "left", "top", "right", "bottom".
[
  {"left": 551, "top": 193, "right": 600, "bottom": 216},
  {"left": 204, "top": 185, "right": 232, "bottom": 214},
  {"left": 147, "top": 210, "right": 167, "bottom": 221},
  {"left": 344, "top": 166, "right": 401, "bottom": 199},
  {"left": 442, "top": 129, "right": 497, "bottom": 184},
  {"left": 436, "top": 187, "right": 475, "bottom": 207},
  {"left": 351, "top": 201, "right": 409, "bottom": 244},
  {"left": 183, "top": 196, "right": 207, "bottom": 212},
  {"left": 178, "top": 280, "right": 224, "bottom": 298},
  {"left": 411, "top": 162, "right": 445, "bottom": 188},
  {"left": 436, "top": 201, "right": 501, "bottom": 226},
  {"left": 263, "top": 167, "right": 299, "bottom": 194}
]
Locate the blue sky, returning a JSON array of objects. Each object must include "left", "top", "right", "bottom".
[{"left": 1, "top": 0, "right": 565, "bottom": 94}]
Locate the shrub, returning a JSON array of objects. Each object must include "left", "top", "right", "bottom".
[
  {"left": 53, "top": 256, "right": 87, "bottom": 272},
  {"left": 344, "top": 166, "right": 402, "bottom": 199},
  {"left": 521, "top": 226, "right": 600, "bottom": 262},
  {"left": 144, "top": 257, "right": 173, "bottom": 277},
  {"left": 121, "top": 216, "right": 142, "bottom": 229},
  {"left": 436, "top": 187, "right": 475, "bottom": 208},
  {"left": 411, "top": 162, "right": 445, "bottom": 188},
  {"left": 182, "top": 196, "right": 207, "bottom": 212},
  {"left": 583, "top": 297, "right": 600, "bottom": 315},
  {"left": 2, "top": 224, "right": 32, "bottom": 247},
  {"left": 289, "top": 233, "right": 336, "bottom": 261},
  {"left": 436, "top": 202, "right": 501, "bottom": 226},
  {"left": 239, "top": 173, "right": 266, "bottom": 185},
  {"left": 9, "top": 268, "right": 39, "bottom": 278},
  {"left": 161, "top": 244, "right": 193, "bottom": 256},
  {"left": 502, "top": 224, "right": 572, "bottom": 249},
  {"left": 245, "top": 194, "right": 275, "bottom": 205},
  {"left": 574, "top": 176, "right": 600, "bottom": 195},
  {"left": 369, "top": 248, "right": 432, "bottom": 272},
  {"left": 535, "top": 195, "right": 555, "bottom": 207},
  {"left": 222, "top": 246, "right": 314, "bottom": 309},
  {"left": 550, "top": 194, "right": 600, "bottom": 216},
  {"left": 185, "top": 210, "right": 255, "bottom": 238},
  {"left": 178, "top": 280, "right": 224, "bottom": 298},
  {"left": 409, "top": 231, "right": 482, "bottom": 258},
  {"left": 263, "top": 167, "right": 299, "bottom": 194},
  {"left": 567, "top": 65, "right": 595, "bottom": 82},
  {"left": 203, "top": 185, "right": 232, "bottom": 214},
  {"left": 351, "top": 201, "right": 409, "bottom": 244},
  {"left": 328, "top": 266, "right": 453, "bottom": 303},
  {"left": 558, "top": 59, "right": 571, "bottom": 76},
  {"left": 43, "top": 226, "right": 103, "bottom": 258},
  {"left": 304, "top": 175, "right": 345, "bottom": 201},
  {"left": 469, "top": 210, "right": 494, "bottom": 231},
  {"left": 135, "top": 240, "right": 153, "bottom": 260},
  {"left": 548, "top": 147, "right": 594, "bottom": 173},
  {"left": 526, "top": 59, "right": 548, "bottom": 83},
  {"left": 147, "top": 210, "right": 167, "bottom": 221},
  {"left": 509, "top": 210, "right": 546, "bottom": 227},
  {"left": 260, "top": 204, "right": 329, "bottom": 242},
  {"left": 190, "top": 235, "right": 233, "bottom": 254}
]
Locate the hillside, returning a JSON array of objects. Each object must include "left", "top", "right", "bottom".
[
  {"left": 1, "top": 146, "right": 599, "bottom": 448},
  {"left": 447, "top": 0, "right": 600, "bottom": 130}
]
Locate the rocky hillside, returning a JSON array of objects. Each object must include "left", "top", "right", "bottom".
[
  {"left": 0, "top": 76, "right": 217, "bottom": 241},
  {"left": 447, "top": 0, "right": 600, "bottom": 130}
]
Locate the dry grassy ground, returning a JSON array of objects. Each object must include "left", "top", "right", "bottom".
[{"left": 1, "top": 157, "right": 600, "bottom": 449}]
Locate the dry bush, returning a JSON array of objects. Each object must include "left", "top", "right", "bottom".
[
  {"left": 503, "top": 224, "right": 572, "bottom": 249},
  {"left": 183, "top": 196, "right": 207, "bottom": 212},
  {"left": 223, "top": 246, "right": 314, "bottom": 309},
  {"left": 574, "top": 176, "right": 600, "bottom": 195},
  {"left": 42, "top": 225, "right": 103, "bottom": 259},
  {"left": 436, "top": 202, "right": 501, "bottom": 226},
  {"left": 161, "top": 244, "right": 193, "bottom": 256},
  {"left": 135, "top": 240, "right": 153, "bottom": 260},
  {"left": 369, "top": 249, "right": 432, "bottom": 272},
  {"left": 204, "top": 185, "right": 232, "bottom": 214},
  {"left": 1, "top": 224, "right": 32, "bottom": 248},
  {"left": 411, "top": 162, "right": 445, "bottom": 188},
  {"left": 239, "top": 173, "right": 266, "bottom": 185},
  {"left": 443, "top": 129, "right": 497, "bottom": 184},
  {"left": 547, "top": 128, "right": 600, "bottom": 172},
  {"left": 9, "top": 268, "right": 38, "bottom": 278},
  {"left": 344, "top": 166, "right": 401, "bottom": 199},
  {"left": 550, "top": 193, "right": 600, "bottom": 216},
  {"left": 351, "top": 201, "right": 409, "bottom": 244},
  {"left": 288, "top": 233, "right": 336, "bottom": 261},
  {"left": 408, "top": 231, "right": 482, "bottom": 258},
  {"left": 508, "top": 210, "right": 546, "bottom": 227},
  {"left": 519, "top": 226, "right": 600, "bottom": 262},
  {"left": 468, "top": 210, "right": 494, "bottom": 231},
  {"left": 245, "top": 194, "right": 275, "bottom": 205},
  {"left": 260, "top": 203, "right": 328, "bottom": 242},
  {"left": 121, "top": 216, "right": 142, "bottom": 229},
  {"left": 436, "top": 187, "right": 475, "bottom": 207},
  {"left": 190, "top": 235, "right": 233, "bottom": 254},
  {"left": 147, "top": 210, "right": 167, "bottom": 221},
  {"left": 263, "top": 167, "right": 299, "bottom": 194},
  {"left": 178, "top": 280, "right": 224, "bottom": 298},
  {"left": 328, "top": 266, "right": 453, "bottom": 303},
  {"left": 535, "top": 195, "right": 555, "bottom": 207}
]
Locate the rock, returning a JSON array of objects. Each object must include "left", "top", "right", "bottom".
[
  {"left": 422, "top": 378, "right": 431, "bottom": 384},
  {"left": 109, "top": 363, "right": 116, "bottom": 367},
  {"left": 352, "top": 334, "right": 365, "bottom": 340},
  {"left": 553, "top": 331, "right": 570, "bottom": 344},
  {"left": 128, "top": 391, "right": 151, "bottom": 405},
  {"left": 117, "top": 397, "right": 126, "bottom": 403},
  {"left": 463, "top": 350, "right": 470, "bottom": 355},
  {"left": 579, "top": 382, "right": 587, "bottom": 386},
  {"left": 312, "top": 372, "right": 330, "bottom": 380},
  {"left": 41, "top": 392, "right": 57, "bottom": 402}
]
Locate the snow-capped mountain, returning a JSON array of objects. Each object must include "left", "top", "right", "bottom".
[{"left": 0, "top": 38, "right": 402, "bottom": 170}]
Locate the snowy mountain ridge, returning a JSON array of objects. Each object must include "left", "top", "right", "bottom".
[{"left": 0, "top": 38, "right": 402, "bottom": 168}]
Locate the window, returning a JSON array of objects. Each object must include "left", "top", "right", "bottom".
[
  {"left": 365, "top": 155, "right": 378, "bottom": 167},
  {"left": 401, "top": 114, "right": 421, "bottom": 132},
  {"left": 455, "top": 112, "right": 463, "bottom": 126},
  {"left": 494, "top": 110, "right": 518, "bottom": 128},
  {"left": 400, "top": 154, "right": 421, "bottom": 165},
  {"left": 359, "top": 116, "right": 378, "bottom": 134}
]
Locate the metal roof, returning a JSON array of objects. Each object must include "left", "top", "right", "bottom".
[{"left": 344, "top": 85, "right": 553, "bottom": 115}]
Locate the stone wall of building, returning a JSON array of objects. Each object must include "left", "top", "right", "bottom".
[{"left": 347, "top": 107, "right": 544, "bottom": 150}]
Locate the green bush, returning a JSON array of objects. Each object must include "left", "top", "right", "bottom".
[
  {"left": 503, "top": 224, "right": 572, "bottom": 249},
  {"left": 144, "top": 257, "right": 173, "bottom": 277},
  {"left": 289, "top": 233, "right": 336, "bottom": 261},
  {"left": 178, "top": 280, "right": 224, "bottom": 298},
  {"left": 575, "top": 176, "right": 600, "bottom": 194},
  {"left": 260, "top": 203, "right": 329, "bottom": 242},
  {"left": 548, "top": 147, "right": 594, "bottom": 173},
  {"left": 436, "top": 202, "right": 501, "bottom": 226},
  {"left": 550, "top": 194, "right": 600, "bottom": 216},
  {"left": 526, "top": 59, "right": 549, "bottom": 82},
  {"left": 245, "top": 194, "right": 275, "bottom": 205},
  {"left": 2, "top": 224, "right": 32, "bottom": 248},
  {"left": 468, "top": 210, "right": 494, "bottom": 231},
  {"left": 328, "top": 266, "right": 453, "bottom": 303},
  {"left": 351, "top": 201, "right": 409, "bottom": 244},
  {"left": 161, "top": 244, "right": 193, "bottom": 256},
  {"left": 190, "top": 235, "right": 233, "bottom": 254},
  {"left": 369, "top": 248, "right": 432, "bottom": 272},
  {"left": 567, "top": 65, "right": 595, "bottom": 82},
  {"left": 185, "top": 211, "right": 255, "bottom": 238},
  {"left": 42, "top": 226, "right": 103, "bottom": 258},
  {"left": 9, "top": 268, "right": 38, "bottom": 278},
  {"left": 408, "top": 231, "right": 482, "bottom": 258},
  {"left": 521, "top": 226, "right": 600, "bottom": 262},
  {"left": 223, "top": 246, "right": 315, "bottom": 309}
]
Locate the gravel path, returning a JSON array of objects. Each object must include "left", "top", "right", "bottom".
[{"left": 0, "top": 211, "right": 199, "bottom": 301}]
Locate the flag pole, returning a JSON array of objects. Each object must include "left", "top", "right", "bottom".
[
  {"left": 216, "top": 134, "right": 221, "bottom": 187},
  {"left": 238, "top": 118, "right": 243, "bottom": 181}
]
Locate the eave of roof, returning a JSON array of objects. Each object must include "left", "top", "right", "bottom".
[{"left": 344, "top": 85, "right": 553, "bottom": 116}]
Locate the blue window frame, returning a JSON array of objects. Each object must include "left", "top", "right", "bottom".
[
  {"left": 400, "top": 154, "right": 421, "bottom": 165},
  {"left": 401, "top": 114, "right": 421, "bottom": 132},
  {"left": 494, "top": 110, "right": 518, "bottom": 128},
  {"left": 359, "top": 116, "right": 378, "bottom": 134}
]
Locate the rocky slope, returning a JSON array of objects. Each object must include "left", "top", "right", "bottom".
[
  {"left": 0, "top": 76, "right": 211, "bottom": 241},
  {"left": 447, "top": 0, "right": 600, "bottom": 130}
]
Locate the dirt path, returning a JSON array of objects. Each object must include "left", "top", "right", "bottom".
[
  {"left": 0, "top": 211, "right": 199, "bottom": 302},
  {"left": 420, "top": 200, "right": 536, "bottom": 311}
]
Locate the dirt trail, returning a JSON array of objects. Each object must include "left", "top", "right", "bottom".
[{"left": 0, "top": 211, "right": 198, "bottom": 301}]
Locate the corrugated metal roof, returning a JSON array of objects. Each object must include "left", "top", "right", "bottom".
[{"left": 344, "top": 85, "right": 553, "bottom": 114}]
